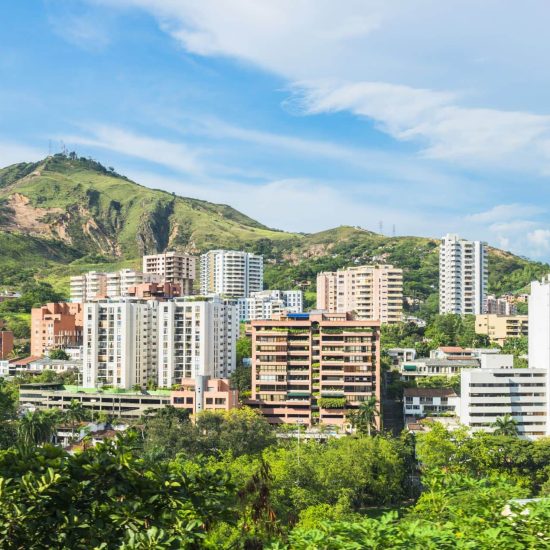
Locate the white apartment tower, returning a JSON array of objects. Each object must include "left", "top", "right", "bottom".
[
  {"left": 316, "top": 265, "right": 403, "bottom": 324},
  {"left": 157, "top": 297, "right": 238, "bottom": 387},
  {"left": 70, "top": 272, "right": 107, "bottom": 302},
  {"left": 200, "top": 250, "right": 263, "bottom": 298},
  {"left": 237, "top": 290, "right": 303, "bottom": 322},
  {"left": 83, "top": 299, "right": 159, "bottom": 389},
  {"left": 106, "top": 269, "right": 161, "bottom": 298},
  {"left": 143, "top": 251, "right": 197, "bottom": 295},
  {"left": 439, "top": 234, "right": 487, "bottom": 315},
  {"left": 529, "top": 276, "right": 550, "bottom": 372}
]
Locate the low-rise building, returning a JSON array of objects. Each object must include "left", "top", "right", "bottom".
[
  {"left": 18, "top": 383, "right": 172, "bottom": 419},
  {"left": 403, "top": 387, "right": 460, "bottom": 418},
  {"left": 171, "top": 376, "right": 239, "bottom": 415},
  {"left": 31, "top": 303, "right": 83, "bottom": 357},
  {"left": 460, "top": 367, "right": 548, "bottom": 439},
  {"left": 28, "top": 357, "right": 82, "bottom": 375},
  {"left": 475, "top": 314, "right": 528, "bottom": 345},
  {"left": 386, "top": 348, "right": 416, "bottom": 367},
  {"left": 400, "top": 358, "right": 479, "bottom": 381}
]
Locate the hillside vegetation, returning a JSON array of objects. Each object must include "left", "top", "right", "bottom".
[{"left": 0, "top": 154, "right": 548, "bottom": 310}]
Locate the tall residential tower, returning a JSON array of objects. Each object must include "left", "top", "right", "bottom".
[{"left": 439, "top": 234, "right": 487, "bottom": 315}]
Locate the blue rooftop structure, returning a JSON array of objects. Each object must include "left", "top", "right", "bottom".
[{"left": 286, "top": 313, "right": 310, "bottom": 320}]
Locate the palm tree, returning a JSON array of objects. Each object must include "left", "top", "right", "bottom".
[
  {"left": 348, "top": 396, "right": 378, "bottom": 436},
  {"left": 17, "top": 410, "right": 58, "bottom": 450},
  {"left": 64, "top": 400, "right": 90, "bottom": 441},
  {"left": 492, "top": 414, "right": 519, "bottom": 437}
]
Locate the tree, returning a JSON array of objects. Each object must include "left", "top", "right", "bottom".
[
  {"left": 492, "top": 414, "right": 519, "bottom": 437},
  {"left": 17, "top": 410, "right": 59, "bottom": 450},
  {"left": 64, "top": 400, "right": 90, "bottom": 439},
  {"left": 48, "top": 348, "right": 70, "bottom": 360},
  {"left": 236, "top": 335, "right": 252, "bottom": 367},
  {"left": 231, "top": 364, "right": 252, "bottom": 395},
  {"left": 348, "top": 397, "right": 378, "bottom": 436},
  {"left": 0, "top": 434, "right": 235, "bottom": 548}
]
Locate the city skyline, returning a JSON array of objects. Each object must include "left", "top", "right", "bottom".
[{"left": 3, "top": 2, "right": 550, "bottom": 261}]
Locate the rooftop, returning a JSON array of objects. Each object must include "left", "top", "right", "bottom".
[{"left": 404, "top": 387, "right": 457, "bottom": 398}]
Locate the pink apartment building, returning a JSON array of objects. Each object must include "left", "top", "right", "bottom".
[
  {"left": 171, "top": 376, "right": 239, "bottom": 415},
  {"left": 248, "top": 312, "right": 380, "bottom": 427}
]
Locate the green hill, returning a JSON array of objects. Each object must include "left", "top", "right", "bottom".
[{"left": 0, "top": 153, "right": 548, "bottom": 312}]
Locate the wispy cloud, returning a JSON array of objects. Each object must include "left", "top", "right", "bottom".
[
  {"left": 0, "top": 142, "right": 45, "bottom": 167},
  {"left": 62, "top": 125, "right": 203, "bottom": 174}
]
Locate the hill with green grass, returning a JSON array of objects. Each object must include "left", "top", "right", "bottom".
[{"left": 0, "top": 153, "right": 548, "bottom": 314}]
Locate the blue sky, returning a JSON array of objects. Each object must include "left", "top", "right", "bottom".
[{"left": 2, "top": 1, "right": 550, "bottom": 260}]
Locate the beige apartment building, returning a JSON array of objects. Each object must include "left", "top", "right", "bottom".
[
  {"left": 316, "top": 265, "right": 403, "bottom": 324},
  {"left": 249, "top": 312, "right": 380, "bottom": 428},
  {"left": 475, "top": 314, "right": 528, "bottom": 346},
  {"left": 171, "top": 376, "right": 239, "bottom": 415},
  {"left": 142, "top": 251, "right": 197, "bottom": 295}
]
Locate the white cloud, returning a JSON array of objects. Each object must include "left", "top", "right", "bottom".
[
  {"left": 91, "top": 0, "right": 550, "bottom": 170},
  {"left": 527, "top": 229, "right": 550, "bottom": 257},
  {"left": 467, "top": 204, "right": 545, "bottom": 224},
  {"left": 63, "top": 125, "right": 203, "bottom": 174},
  {"left": 0, "top": 142, "right": 45, "bottom": 167}
]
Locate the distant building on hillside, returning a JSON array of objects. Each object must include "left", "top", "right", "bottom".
[
  {"left": 142, "top": 251, "right": 197, "bottom": 295},
  {"left": 316, "top": 264, "right": 403, "bottom": 324},
  {"left": 31, "top": 303, "right": 83, "bottom": 357},
  {"left": 237, "top": 290, "right": 303, "bottom": 321},
  {"left": 439, "top": 234, "right": 487, "bottom": 315},
  {"left": 485, "top": 295, "right": 517, "bottom": 315},
  {"left": 475, "top": 314, "right": 528, "bottom": 346},
  {"left": 0, "top": 329, "right": 14, "bottom": 359},
  {"left": 200, "top": 250, "right": 263, "bottom": 298}
]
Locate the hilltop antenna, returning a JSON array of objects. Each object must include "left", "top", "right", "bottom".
[
  {"left": 378, "top": 221, "right": 383, "bottom": 235},
  {"left": 48, "top": 139, "right": 52, "bottom": 156},
  {"left": 60, "top": 140, "right": 68, "bottom": 156},
  {"left": 392, "top": 224, "right": 396, "bottom": 237}
]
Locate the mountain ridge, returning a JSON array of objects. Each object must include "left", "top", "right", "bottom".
[{"left": 0, "top": 154, "right": 548, "bottom": 311}]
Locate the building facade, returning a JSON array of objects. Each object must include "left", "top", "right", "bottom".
[
  {"left": 171, "top": 376, "right": 239, "bottom": 415},
  {"left": 142, "top": 251, "right": 197, "bottom": 295},
  {"left": 485, "top": 295, "right": 517, "bottom": 315},
  {"left": 475, "top": 314, "right": 529, "bottom": 346},
  {"left": 529, "top": 276, "right": 550, "bottom": 371},
  {"left": 157, "top": 297, "right": 238, "bottom": 387},
  {"left": 106, "top": 269, "right": 162, "bottom": 298},
  {"left": 70, "top": 271, "right": 107, "bottom": 302},
  {"left": 460, "top": 367, "right": 548, "bottom": 439},
  {"left": 316, "top": 265, "right": 403, "bottom": 324},
  {"left": 31, "top": 303, "right": 83, "bottom": 357},
  {"left": 249, "top": 312, "right": 380, "bottom": 427},
  {"left": 200, "top": 250, "right": 263, "bottom": 298},
  {"left": 403, "top": 387, "right": 460, "bottom": 418},
  {"left": 82, "top": 299, "right": 159, "bottom": 389},
  {"left": 237, "top": 290, "right": 303, "bottom": 321},
  {"left": 439, "top": 234, "right": 487, "bottom": 315}
]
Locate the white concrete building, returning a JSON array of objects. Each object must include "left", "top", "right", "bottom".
[
  {"left": 83, "top": 299, "right": 159, "bottom": 389},
  {"left": 157, "top": 297, "right": 238, "bottom": 386},
  {"left": 106, "top": 269, "right": 161, "bottom": 298},
  {"left": 460, "top": 366, "right": 548, "bottom": 439},
  {"left": 237, "top": 290, "right": 303, "bottom": 321},
  {"left": 200, "top": 250, "right": 263, "bottom": 298},
  {"left": 439, "top": 234, "right": 487, "bottom": 315},
  {"left": 142, "top": 251, "right": 197, "bottom": 295},
  {"left": 70, "top": 271, "right": 107, "bottom": 302},
  {"left": 316, "top": 264, "right": 403, "bottom": 324},
  {"left": 404, "top": 387, "right": 460, "bottom": 418}
]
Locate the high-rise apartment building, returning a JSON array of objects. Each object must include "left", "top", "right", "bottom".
[
  {"left": 70, "top": 272, "right": 107, "bottom": 302},
  {"left": 106, "top": 269, "right": 162, "bottom": 298},
  {"left": 200, "top": 250, "right": 263, "bottom": 298},
  {"left": 439, "top": 234, "right": 487, "bottom": 315},
  {"left": 82, "top": 297, "right": 237, "bottom": 390},
  {"left": 31, "top": 303, "right": 83, "bottom": 357},
  {"left": 485, "top": 295, "right": 517, "bottom": 315},
  {"left": 316, "top": 265, "right": 403, "bottom": 323},
  {"left": 143, "top": 251, "right": 197, "bottom": 295},
  {"left": 83, "top": 299, "right": 159, "bottom": 389},
  {"left": 157, "top": 297, "right": 238, "bottom": 387},
  {"left": 237, "top": 290, "right": 303, "bottom": 321},
  {"left": 249, "top": 312, "right": 380, "bottom": 427}
]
